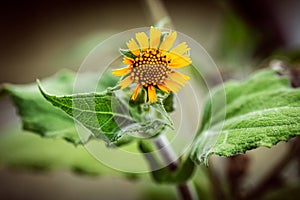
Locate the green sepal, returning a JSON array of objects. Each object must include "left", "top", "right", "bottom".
[{"left": 119, "top": 48, "right": 137, "bottom": 59}]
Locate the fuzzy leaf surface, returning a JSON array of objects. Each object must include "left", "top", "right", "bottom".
[{"left": 191, "top": 70, "right": 300, "bottom": 164}]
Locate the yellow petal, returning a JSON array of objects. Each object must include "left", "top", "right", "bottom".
[
  {"left": 179, "top": 72, "right": 190, "bottom": 80},
  {"left": 126, "top": 38, "right": 140, "bottom": 56},
  {"left": 119, "top": 76, "right": 133, "bottom": 89},
  {"left": 164, "top": 79, "right": 181, "bottom": 93},
  {"left": 168, "top": 71, "right": 190, "bottom": 86},
  {"left": 136, "top": 32, "right": 149, "bottom": 50},
  {"left": 150, "top": 26, "right": 161, "bottom": 49},
  {"left": 157, "top": 84, "right": 170, "bottom": 94},
  {"left": 112, "top": 66, "right": 132, "bottom": 76},
  {"left": 131, "top": 84, "right": 141, "bottom": 100},
  {"left": 123, "top": 57, "right": 134, "bottom": 65},
  {"left": 159, "top": 31, "right": 177, "bottom": 51},
  {"left": 170, "top": 42, "right": 189, "bottom": 56},
  {"left": 168, "top": 55, "right": 192, "bottom": 68},
  {"left": 148, "top": 85, "right": 157, "bottom": 103}
]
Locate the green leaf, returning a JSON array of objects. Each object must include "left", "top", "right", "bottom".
[
  {"left": 38, "top": 84, "right": 133, "bottom": 143},
  {"left": 191, "top": 70, "right": 300, "bottom": 164},
  {"left": 1, "top": 70, "right": 119, "bottom": 145},
  {"left": 37, "top": 82, "right": 174, "bottom": 144}
]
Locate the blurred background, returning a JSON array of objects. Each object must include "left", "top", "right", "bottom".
[{"left": 1, "top": 0, "right": 300, "bottom": 199}]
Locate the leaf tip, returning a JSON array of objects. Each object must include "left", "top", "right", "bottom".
[
  {"left": 36, "top": 79, "right": 49, "bottom": 99},
  {"left": 36, "top": 79, "right": 43, "bottom": 92},
  {"left": 36, "top": 79, "right": 41, "bottom": 88}
]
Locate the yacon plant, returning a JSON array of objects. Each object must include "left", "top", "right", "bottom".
[{"left": 1, "top": 26, "right": 300, "bottom": 200}]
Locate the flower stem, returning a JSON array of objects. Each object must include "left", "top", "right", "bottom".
[
  {"left": 154, "top": 135, "right": 197, "bottom": 200},
  {"left": 153, "top": 134, "right": 178, "bottom": 171}
]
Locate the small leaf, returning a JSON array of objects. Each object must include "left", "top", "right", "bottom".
[
  {"left": 162, "top": 92, "right": 175, "bottom": 113},
  {"left": 191, "top": 70, "right": 300, "bottom": 164}
]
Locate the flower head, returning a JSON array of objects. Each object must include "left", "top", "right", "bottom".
[{"left": 113, "top": 27, "right": 191, "bottom": 103}]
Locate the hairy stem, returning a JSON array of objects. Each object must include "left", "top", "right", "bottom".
[
  {"left": 154, "top": 134, "right": 197, "bottom": 200},
  {"left": 153, "top": 134, "right": 178, "bottom": 171}
]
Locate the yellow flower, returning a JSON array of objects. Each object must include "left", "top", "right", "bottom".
[{"left": 112, "top": 26, "right": 191, "bottom": 103}]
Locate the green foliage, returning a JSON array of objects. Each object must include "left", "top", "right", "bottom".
[
  {"left": 191, "top": 70, "right": 300, "bottom": 164},
  {"left": 2, "top": 66, "right": 300, "bottom": 194}
]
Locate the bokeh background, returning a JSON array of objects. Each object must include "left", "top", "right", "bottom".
[{"left": 1, "top": 0, "right": 300, "bottom": 199}]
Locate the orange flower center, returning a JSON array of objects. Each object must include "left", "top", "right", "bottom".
[
  {"left": 130, "top": 48, "right": 173, "bottom": 87},
  {"left": 131, "top": 63, "right": 171, "bottom": 87}
]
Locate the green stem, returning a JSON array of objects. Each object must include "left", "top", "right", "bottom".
[
  {"left": 153, "top": 134, "right": 179, "bottom": 171},
  {"left": 154, "top": 135, "right": 197, "bottom": 200}
]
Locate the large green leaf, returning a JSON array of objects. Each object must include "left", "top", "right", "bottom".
[
  {"left": 38, "top": 83, "right": 174, "bottom": 144},
  {"left": 1, "top": 70, "right": 118, "bottom": 145},
  {"left": 191, "top": 70, "right": 300, "bottom": 164}
]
